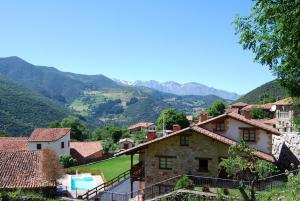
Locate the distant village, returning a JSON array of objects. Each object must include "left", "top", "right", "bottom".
[{"left": 0, "top": 97, "right": 300, "bottom": 200}]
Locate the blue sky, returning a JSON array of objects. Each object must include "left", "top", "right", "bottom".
[{"left": 0, "top": 0, "right": 275, "bottom": 94}]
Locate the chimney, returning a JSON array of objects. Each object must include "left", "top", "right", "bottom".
[
  {"left": 147, "top": 130, "right": 157, "bottom": 141},
  {"left": 199, "top": 113, "right": 208, "bottom": 122},
  {"left": 172, "top": 124, "right": 181, "bottom": 132},
  {"left": 243, "top": 110, "right": 252, "bottom": 120}
]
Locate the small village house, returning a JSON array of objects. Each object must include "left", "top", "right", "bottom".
[
  {"left": 128, "top": 122, "right": 156, "bottom": 133},
  {"left": 28, "top": 128, "right": 71, "bottom": 156},
  {"left": 70, "top": 141, "right": 103, "bottom": 164},
  {"left": 116, "top": 112, "right": 279, "bottom": 197},
  {"left": 119, "top": 138, "right": 134, "bottom": 150}
]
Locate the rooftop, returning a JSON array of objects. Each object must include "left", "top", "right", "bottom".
[
  {"left": 128, "top": 122, "right": 155, "bottom": 130},
  {"left": 70, "top": 141, "right": 103, "bottom": 158},
  {"left": 28, "top": 128, "right": 71, "bottom": 142},
  {"left": 0, "top": 137, "right": 29, "bottom": 151},
  {"left": 0, "top": 151, "right": 54, "bottom": 189}
]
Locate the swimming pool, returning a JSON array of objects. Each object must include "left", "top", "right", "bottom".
[{"left": 71, "top": 176, "right": 97, "bottom": 191}]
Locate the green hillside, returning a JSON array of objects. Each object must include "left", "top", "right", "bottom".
[
  {"left": 237, "top": 80, "right": 287, "bottom": 104},
  {"left": 0, "top": 76, "right": 69, "bottom": 136},
  {"left": 0, "top": 56, "right": 228, "bottom": 131}
]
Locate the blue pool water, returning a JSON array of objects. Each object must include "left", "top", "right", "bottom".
[{"left": 71, "top": 176, "right": 97, "bottom": 190}]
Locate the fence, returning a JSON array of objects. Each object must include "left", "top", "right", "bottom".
[{"left": 58, "top": 169, "right": 300, "bottom": 201}]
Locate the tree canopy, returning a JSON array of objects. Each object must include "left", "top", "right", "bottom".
[
  {"left": 48, "top": 116, "right": 88, "bottom": 141},
  {"left": 207, "top": 99, "right": 226, "bottom": 117},
  {"left": 156, "top": 108, "right": 190, "bottom": 130},
  {"left": 235, "top": 0, "right": 300, "bottom": 97}
]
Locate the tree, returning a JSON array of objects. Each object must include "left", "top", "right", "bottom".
[
  {"left": 235, "top": 0, "right": 300, "bottom": 97},
  {"left": 175, "top": 176, "right": 194, "bottom": 190},
  {"left": 251, "top": 108, "right": 270, "bottom": 119},
  {"left": 207, "top": 100, "right": 226, "bottom": 117},
  {"left": 59, "top": 154, "right": 78, "bottom": 168},
  {"left": 219, "top": 141, "right": 276, "bottom": 201},
  {"left": 156, "top": 108, "right": 190, "bottom": 130},
  {"left": 41, "top": 149, "right": 64, "bottom": 186},
  {"left": 49, "top": 116, "right": 88, "bottom": 141}
]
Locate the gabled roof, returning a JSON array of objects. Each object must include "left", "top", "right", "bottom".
[
  {"left": 29, "top": 128, "right": 71, "bottom": 142},
  {"left": 0, "top": 137, "right": 29, "bottom": 151},
  {"left": 70, "top": 141, "right": 103, "bottom": 158},
  {"left": 231, "top": 102, "right": 248, "bottom": 107},
  {"left": 197, "top": 112, "right": 280, "bottom": 135},
  {"left": 0, "top": 151, "right": 54, "bottom": 189},
  {"left": 119, "top": 138, "right": 134, "bottom": 143},
  {"left": 241, "top": 103, "right": 273, "bottom": 111},
  {"left": 128, "top": 122, "right": 154, "bottom": 130},
  {"left": 115, "top": 126, "right": 275, "bottom": 162},
  {"left": 273, "top": 97, "right": 300, "bottom": 106}
]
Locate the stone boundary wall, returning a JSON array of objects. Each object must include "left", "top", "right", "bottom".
[{"left": 273, "top": 132, "right": 300, "bottom": 170}]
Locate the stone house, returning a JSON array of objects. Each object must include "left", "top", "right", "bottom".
[{"left": 115, "top": 112, "right": 278, "bottom": 197}]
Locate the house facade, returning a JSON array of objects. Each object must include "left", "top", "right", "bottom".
[
  {"left": 116, "top": 112, "right": 278, "bottom": 197},
  {"left": 28, "top": 128, "right": 71, "bottom": 156},
  {"left": 119, "top": 138, "right": 134, "bottom": 150}
]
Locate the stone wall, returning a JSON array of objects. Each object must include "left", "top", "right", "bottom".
[
  {"left": 144, "top": 130, "right": 229, "bottom": 187},
  {"left": 273, "top": 132, "right": 300, "bottom": 170}
]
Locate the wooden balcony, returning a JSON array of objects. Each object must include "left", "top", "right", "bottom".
[{"left": 131, "top": 161, "right": 145, "bottom": 181}]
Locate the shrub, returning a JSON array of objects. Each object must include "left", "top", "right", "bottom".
[
  {"left": 59, "top": 154, "right": 78, "bottom": 168},
  {"left": 175, "top": 176, "right": 194, "bottom": 190}
]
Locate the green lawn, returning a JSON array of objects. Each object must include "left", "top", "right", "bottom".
[{"left": 67, "top": 155, "right": 139, "bottom": 181}]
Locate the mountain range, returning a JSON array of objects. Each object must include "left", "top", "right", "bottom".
[
  {"left": 115, "top": 80, "right": 240, "bottom": 100},
  {"left": 0, "top": 56, "right": 230, "bottom": 136}
]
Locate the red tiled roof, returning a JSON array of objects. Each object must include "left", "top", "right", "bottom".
[
  {"left": 273, "top": 97, "right": 300, "bottom": 106},
  {"left": 115, "top": 126, "right": 275, "bottom": 163},
  {"left": 255, "top": 118, "right": 278, "bottom": 126},
  {"left": 241, "top": 103, "right": 273, "bottom": 111},
  {"left": 0, "top": 137, "right": 29, "bottom": 151},
  {"left": 231, "top": 102, "right": 248, "bottom": 107},
  {"left": 70, "top": 141, "right": 103, "bottom": 158},
  {"left": 29, "top": 128, "right": 70, "bottom": 142},
  {"left": 197, "top": 112, "right": 280, "bottom": 135},
  {"left": 128, "top": 122, "right": 154, "bottom": 130},
  {"left": 0, "top": 151, "right": 54, "bottom": 189}
]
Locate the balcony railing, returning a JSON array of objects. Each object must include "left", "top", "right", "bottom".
[{"left": 277, "top": 111, "right": 290, "bottom": 120}]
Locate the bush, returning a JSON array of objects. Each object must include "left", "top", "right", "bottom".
[
  {"left": 59, "top": 154, "right": 78, "bottom": 168},
  {"left": 175, "top": 176, "right": 194, "bottom": 190}
]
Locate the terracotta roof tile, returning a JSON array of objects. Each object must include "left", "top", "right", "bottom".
[
  {"left": 231, "top": 102, "right": 248, "bottom": 107},
  {"left": 241, "top": 103, "right": 273, "bottom": 111},
  {"left": 197, "top": 112, "right": 280, "bottom": 135},
  {"left": 0, "top": 151, "right": 54, "bottom": 189},
  {"left": 128, "top": 122, "right": 154, "bottom": 130},
  {"left": 29, "top": 128, "right": 70, "bottom": 142},
  {"left": 70, "top": 141, "right": 103, "bottom": 158},
  {"left": 0, "top": 137, "right": 29, "bottom": 151},
  {"left": 274, "top": 97, "right": 300, "bottom": 106},
  {"left": 115, "top": 126, "right": 275, "bottom": 163}
]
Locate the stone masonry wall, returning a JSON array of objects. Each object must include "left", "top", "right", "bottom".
[
  {"left": 144, "top": 130, "right": 229, "bottom": 187},
  {"left": 273, "top": 132, "right": 300, "bottom": 170}
]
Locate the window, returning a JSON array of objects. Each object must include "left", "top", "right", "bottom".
[
  {"left": 180, "top": 135, "right": 189, "bottom": 146},
  {"left": 215, "top": 123, "right": 225, "bottom": 132},
  {"left": 36, "top": 144, "right": 42, "bottom": 150},
  {"left": 159, "top": 156, "right": 174, "bottom": 170},
  {"left": 242, "top": 129, "right": 256, "bottom": 142},
  {"left": 61, "top": 141, "right": 65, "bottom": 149},
  {"left": 198, "top": 159, "right": 209, "bottom": 172}
]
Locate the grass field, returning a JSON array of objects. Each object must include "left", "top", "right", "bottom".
[{"left": 67, "top": 155, "right": 139, "bottom": 181}]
